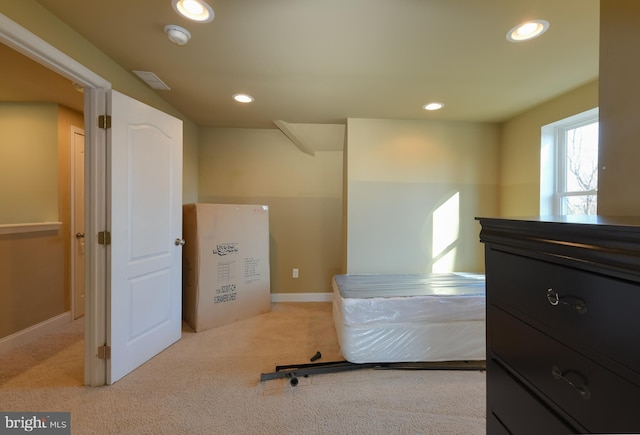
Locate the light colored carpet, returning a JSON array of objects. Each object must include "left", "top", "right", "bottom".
[{"left": 0, "top": 303, "right": 486, "bottom": 434}]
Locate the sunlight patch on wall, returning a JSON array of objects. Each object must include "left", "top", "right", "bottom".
[{"left": 431, "top": 192, "right": 460, "bottom": 272}]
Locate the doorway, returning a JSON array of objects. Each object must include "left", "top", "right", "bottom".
[
  {"left": 1, "top": 12, "right": 184, "bottom": 386},
  {"left": 0, "top": 43, "right": 85, "bottom": 340},
  {"left": 0, "top": 11, "right": 110, "bottom": 385}
]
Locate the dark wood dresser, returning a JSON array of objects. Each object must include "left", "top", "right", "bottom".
[{"left": 477, "top": 216, "right": 640, "bottom": 434}]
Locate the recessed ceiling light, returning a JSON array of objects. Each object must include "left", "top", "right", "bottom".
[
  {"left": 233, "top": 94, "right": 255, "bottom": 103},
  {"left": 172, "top": 0, "right": 214, "bottom": 23},
  {"left": 423, "top": 102, "right": 444, "bottom": 111},
  {"left": 506, "top": 20, "right": 549, "bottom": 42}
]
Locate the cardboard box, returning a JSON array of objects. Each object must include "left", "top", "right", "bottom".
[{"left": 182, "top": 203, "right": 271, "bottom": 331}]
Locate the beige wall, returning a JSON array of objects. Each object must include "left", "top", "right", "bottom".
[
  {"left": 182, "top": 125, "right": 199, "bottom": 204},
  {"left": 598, "top": 1, "right": 640, "bottom": 216},
  {"left": 499, "top": 80, "right": 599, "bottom": 216},
  {"left": 346, "top": 118, "right": 499, "bottom": 274},
  {"left": 199, "top": 128, "right": 343, "bottom": 293},
  {"left": 0, "top": 103, "right": 58, "bottom": 224},
  {"left": 3, "top": 0, "right": 632, "bottom": 336},
  {"left": 0, "top": 105, "right": 83, "bottom": 339},
  {"left": 0, "top": 230, "right": 65, "bottom": 337}
]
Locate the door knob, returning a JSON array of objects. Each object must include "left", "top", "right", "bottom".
[
  {"left": 76, "top": 232, "right": 85, "bottom": 239},
  {"left": 175, "top": 238, "right": 185, "bottom": 246}
]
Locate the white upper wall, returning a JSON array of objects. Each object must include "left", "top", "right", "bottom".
[{"left": 346, "top": 118, "right": 499, "bottom": 274}]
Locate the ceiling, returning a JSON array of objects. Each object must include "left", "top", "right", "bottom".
[{"left": 11, "top": 0, "right": 600, "bottom": 129}]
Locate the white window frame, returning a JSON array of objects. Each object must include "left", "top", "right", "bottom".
[{"left": 540, "top": 107, "right": 599, "bottom": 216}]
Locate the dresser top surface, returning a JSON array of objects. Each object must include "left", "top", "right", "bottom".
[
  {"left": 476, "top": 215, "right": 640, "bottom": 283},
  {"left": 477, "top": 215, "right": 640, "bottom": 228},
  {"left": 476, "top": 216, "right": 640, "bottom": 240}
]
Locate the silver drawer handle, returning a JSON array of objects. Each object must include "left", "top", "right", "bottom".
[
  {"left": 551, "top": 366, "right": 591, "bottom": 401},
  {"left": 546, "top": 289, "right": 588, "bottom": 314},
  {"left": 547, "top": 288, "right": 560, "bottom": 306}
]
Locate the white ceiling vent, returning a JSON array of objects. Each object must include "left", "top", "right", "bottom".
[{"left": 133, "top": 71, "right": 171, "bottom": 90}]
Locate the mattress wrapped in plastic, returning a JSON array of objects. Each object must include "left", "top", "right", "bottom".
[{"left": 332, "top": 273, "right": 486, "bottom": 364}]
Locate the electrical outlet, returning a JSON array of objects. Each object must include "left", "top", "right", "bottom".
[{"left": 292, "top": 268, "right": 299, "bottom": 278}]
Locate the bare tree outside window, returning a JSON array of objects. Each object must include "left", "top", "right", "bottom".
[
  {"left": 562, "top": 122, "right": 599, "bottom": 215},
  {"left": 540, "top": 108, "right": 599, "bottom": 216}
]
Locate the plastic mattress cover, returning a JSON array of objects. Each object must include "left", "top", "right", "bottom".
[
  {"left": 333, "top": 272, "right": 486, "bottom": 325},
  {"left": 332, "top": 273, "right": 486, "bottom": 363}
]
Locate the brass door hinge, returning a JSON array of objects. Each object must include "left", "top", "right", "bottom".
[
  {"left": 98, "top": 114, "right": 111, "bottom": 129},
  {"left": 98, "top": 231, "right": 111, "bottom": 245},
  {"left": 97, "top": 345, "right": 111, "bottom": 360}
]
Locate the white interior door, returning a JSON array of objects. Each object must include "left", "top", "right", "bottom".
[
  {"left": 108, "top": 90, "right": 183, "bottom": 384},
  {"left": 71, "top": 127, "right": 85, "bottom": 319}
]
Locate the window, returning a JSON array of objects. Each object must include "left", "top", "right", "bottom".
[{"left": 540, "top": 108, "right": 599, "bottom": 216}]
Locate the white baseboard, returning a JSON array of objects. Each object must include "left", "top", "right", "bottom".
[
  {"left": 0, "top": 311, "right": 72, "bottom": 355},
  {"left": 271, "top": 292, "right": 333, "bottom": 303}
]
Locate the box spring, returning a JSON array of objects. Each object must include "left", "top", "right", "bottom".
[{"left": 332, "top": 273, "right": 486, "bottom": 363}]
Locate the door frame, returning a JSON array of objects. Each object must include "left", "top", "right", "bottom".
[
  {"left": 0, "top": 13, "right": 110, "bottom": 385},
  {"left": 70, "top": 125, "right": 85, "bottom": 320}
]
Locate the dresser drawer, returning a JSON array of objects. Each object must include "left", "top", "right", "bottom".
[
  {"left": 486, "top": 248, "right": 640, "bottom": 373},
  {"left": 491, "top": 307, "right": 640, "bottom": 434},
  {"left": 486, "top": 414, "right": 510, "bottom": 435},
  {"left": 488, "top": 358, "right": 577, "bottom": 434}
]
